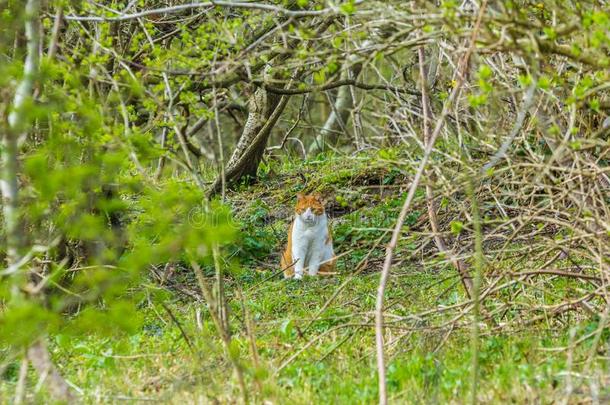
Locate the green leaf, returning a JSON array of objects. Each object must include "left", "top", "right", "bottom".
[
  {"left": 281, "top": 318, "right": 294, "bottom": 338},
  {"left": 313, "top": 70, "right": 326, "bottom": 84},
  {"left": 340, "top": 1, "right": 355, "bottom": 15},
  {"left": 450, "top": 221, "right": 464, "bottom": 236}
]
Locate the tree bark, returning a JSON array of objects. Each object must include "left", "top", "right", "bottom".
[
  {"left": 309, "top": 50, "right": 367, "bottom": 154},
  {"left": 226, "top": 83, "right": 282, "bottom": 180},
  {"left": 206, "top": 18, "right": 336, "bottom": 195},
  {"left": 4, "top": 0, "right": 40, "bottom": 282},
  {"left": 208, "top": 83, "right": 289, "bottom": 196}
]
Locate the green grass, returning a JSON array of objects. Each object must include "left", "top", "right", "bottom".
[
  {"left": 4, "top": 271, "right": 606, "bottom": 403},
  {"left": 2, "top": 153, "right": 608, "bottom": 403}
]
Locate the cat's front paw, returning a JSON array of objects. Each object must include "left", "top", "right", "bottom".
[
  {"left": 308, "top": 268, "right": 319, "bottom": 276},
  {"left": 294, "top": 272, "right": 303, "bottom": 280}
]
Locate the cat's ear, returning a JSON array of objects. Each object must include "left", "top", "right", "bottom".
[
  {"left": 312, "top": 192, "right": 323, "bottom": 201},
  {"left": 296, "top": 192, "right": 305, "bottom": 200}
]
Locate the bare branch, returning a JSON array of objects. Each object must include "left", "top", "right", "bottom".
[
  {"left": 63, "top": 1, "right": 356, "bottom": 22},
  {"left": 258, "top": 79, "right": 420, "bottom": 96},
  {"left": 375, "top": 2, "right": 489, "bottom": 403}
]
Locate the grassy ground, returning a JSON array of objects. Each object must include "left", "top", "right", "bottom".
[{"left": 2, "top": 153, "right": 608, "bottom": 403}]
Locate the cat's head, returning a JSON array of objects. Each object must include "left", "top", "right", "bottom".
[{"left": 295, "top": 192, "right": 325, "bottom": 224}]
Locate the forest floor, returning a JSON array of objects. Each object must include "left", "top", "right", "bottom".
[{"left": 5, "top": 152, "right": 607, "bottom": 404}]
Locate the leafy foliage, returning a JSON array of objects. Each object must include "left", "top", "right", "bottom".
[{"left": 1, "top": 0, "right": 610, "bottom": 402}]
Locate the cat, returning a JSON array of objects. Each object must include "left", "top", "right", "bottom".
[{"left": 281, "top": 192, "right": 337, "bottom": 279}]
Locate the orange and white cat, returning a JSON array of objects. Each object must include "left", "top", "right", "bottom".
[{"left": 281, "top": 193, "right": 336, "bottom": 279}]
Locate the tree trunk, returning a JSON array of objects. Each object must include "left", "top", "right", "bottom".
[
  {"left": 226, "top": 84, "right": 281, "bottom": 180},
  {"left": 208, "top": 17, "right": 336, "bottom": 196},
  {"left": 1, "top": 1, "right": 75, "bottom": 402},
  {"left": 4, "top": 0, "right": 40, "bottom": 284},
  {"left": 309, "top": 60, "right": 364, "bottom": 154},
  {"left": 208, "top": 83, "right": 288, "bottom": 196}
]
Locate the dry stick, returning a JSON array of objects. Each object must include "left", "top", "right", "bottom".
[
  {"left": 212, "top": 87, "right": 226, "bottom": 201},
  {"left": 27, "top": 340, "right": 74, "bottom": 402},
  {"left": 154, "top": 127, "right": 168, "bottom": 181},
  {"left": 374, "top": 2, "right": 488, "bottom": 403},
  {"left": 64, "top": 1, "right": 353, "bottom": 22},
  {"left": 267, "top": 93, "right": 308, "bottom": 151},
  {"left": 418, "top": 45, "right": 473, "bottom": 297},
  {"left": 512, "top": 269, "right": 602, "bottom": 282},
  {"left": 159, "top": 301, "right": 197, "bottom": 355},
  {"left": 259, "top": 78, "right": 422, "bottom": 96},
  {"left": 433, "top": 323, "right": 456, "bottom": 354},
  {"left": 155, "top": 52, "right": 177, "bottom": 183},
  {"left": 246, "top": 260, "right": 299, "bottom": 293},
  {"left": 212, "top": 244, "right": 230, "bottom": 337},
  {"left": 466, "top": 179, "right": 484, "bottom": 405},
  {"left": 316, "top": 322, "right": 369, "bottom": 364},
  {"left": 300, "top": 232, "right": 390, "bottom": 335},
  {"left": 582, "top": 241, "right": 610, "bottom": 372},
  {"left": 277, "top": 323, "right": 369, "bottom": 372},
  {"left": 237, "top": 288, "right": 260, "bottom": 367},
  {"left": 561, "top": 328, "right": 577, "bottom": 405},
  {"left": 480, "top": 81, "right": 537, "bottom": 174},
  {"left": 192, "top": 261, "right": 248, "bottom": 404},
  {"left": 236, "top": 286, "right": 263, "bottom": 396},
  {"left": 161, "top": 73, "right": 207, "bottom": 189},
  {"left": 14, "top": 355, "right": 28, "bottom": 405},
  {"left": 136, "top": 19, "right": 184, "bottom": 183},
  {"left": 47, "top": 5, "right": 63, "bottom": 61}
]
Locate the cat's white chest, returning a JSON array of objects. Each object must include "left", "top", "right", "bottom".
[
  {"left": 290, "top": 214, "right": 334, "bottom": 278},
  {"left": 292, "top": 217, "right": 326, "bottom": 246},
  {"left": 300, "top": 227, "right": 319, "bottom": 239}
]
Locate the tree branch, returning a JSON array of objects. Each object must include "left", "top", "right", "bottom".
[
  {"left": 208, "top": 90, "right": 291, "bottom": 196},
  {"left": 63, "top": 1, "right": 355, "bottom": 22},
  {"left": 375, "top": 2, "right": 489, "bottom": 403},
  {"left": 257, "top": 79, "right": 420, "bottom": 96},
  {"left": 3, "top": 2, "right": 74, "bottom": 401}
]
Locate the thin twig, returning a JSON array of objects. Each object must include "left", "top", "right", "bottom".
[
  {"left": 63, "top": 1, "right": 361, "bottom": 22},
  {"left": 374, "top": 2, "right": 488, "bottom": 403}
]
